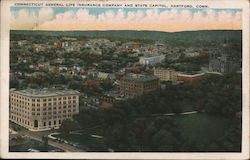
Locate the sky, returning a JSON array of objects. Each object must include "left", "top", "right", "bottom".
[{"left": 10, "top": 7, "right": 242, "bottom": 32}]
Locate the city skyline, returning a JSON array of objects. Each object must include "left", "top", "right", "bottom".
[{"left": 10, "top": 7, "right": 242, "bottom": 32}]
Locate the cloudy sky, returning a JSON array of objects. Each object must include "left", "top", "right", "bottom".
[{"left": 10, "top": 7, "right": 242, "bottom": 32}]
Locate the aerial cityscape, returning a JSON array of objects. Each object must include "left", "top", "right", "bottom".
[{"left": 9, "top": 7, "right": 242, "bottom": 152}]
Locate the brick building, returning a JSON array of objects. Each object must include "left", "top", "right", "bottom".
[
  {"left": 119, "top": 74, "right": 160, "bottom": 97},
  {"left": 177, "top": 73, "right": 204, "bottom": 84}
]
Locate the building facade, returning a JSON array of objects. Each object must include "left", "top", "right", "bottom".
[
  {"left": 153, "top": 68, "right": 178, "bottom": 81},
  {"left": 139, "top": 55, "right": 165, "bottom": 65},
  {"left": 10, "top": 88, "right": 80, "bottom": 131},
  {"left": 119, "top": 74, "right": 160, "bottom": 97},
  {"left": 209, "top": 43, "right": 241, "bottom": 74},
  {"left": 177, "top": 72, "right": 204, "bottom": 84}
]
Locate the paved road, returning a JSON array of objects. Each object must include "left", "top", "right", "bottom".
[
  {"left": 27, "top": 133, "right": 84, "bottom": 152},
  {"left": 152, "top": 111, "right": 198, "bottom": 117},
  {"left": 47, "top": 139, "right": 84, "bottom": 152},
  {"left": 10, "top": 122, "right": 84, "bottom": 152},
  {"left": 25, "top": 134, "right": 84, "bottom": 152},
  {"left": 179, "top": 111, "right": 198, "bottom": 115}
]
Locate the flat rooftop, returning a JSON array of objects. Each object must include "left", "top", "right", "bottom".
[
  {"left": 121, "top": 74, "right": 159, "bottom": 82},
  {"left": 10, "top": 88, "right": 80, "bottom": 97}
]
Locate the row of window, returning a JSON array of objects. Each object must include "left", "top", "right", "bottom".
[
  {"left": 42, "top": 115, "right": 72, "bottom": 120},
  {"left": 31, "top": 101, "right": 77, "bottom": 107},
  {"left": 31, "top": 109, "right": 77, "bottom": 115},
  {"left": 11, "top": 94, "right": 77, "bottom": 101},
  {"left": 121, "top": 84, "right": 158, "bottom": 91},
  {"left": 11, "top": 108, "right": 77, "bottom": 115},
  {"left": 11, "top": 94, "right": 29, "bottom": 100},
  {"left": 11, "top": 104, "right": 77, "bottom": 111},
  {"left": 11, "top": 101, "right": 77, "bottom": 108},
  {"left": 11, "top": 116, "right": 71, "bottom": 127},
  {"left": 11, "top": 116, "right": 30, "bottom": 125},
  {"left": 42, "top": 105, "right": 77, "bottom": 110},
  {"left": 11, "top": 99, "right": 77, "bottom": 104},
  {"left": 43, "top": 120, "right": 61, "bottom": 126},
  {"left": 11, "top": 114, "right": 29, "bottom": 119},
  {"left": 10, "top": 105, "right": 28, "bottom": 110},
  {"left": 154, "top": 71, "right": 176, "bottom": 74},
  {"left": 123, "top": 92, "right": 139, "bottom": 96},
  {"left": 120, "top": 82, "right": 158, "bottom": 87},
  {"left": 12, "top": 113, "right": 75, "bottom": 118},
  {"left": 11, "top": 101, "right": 30, "bottom": 106},
  {"left": 144, "top": 85, "right": 159, "bottom": 90},
  {"left": 31, "top": 96, "right": 77, "bottom": 102},
  {"left": 155, "top": 74, "right": 176, "bottom": 78},
  {"left": 11, "top": 111, "right": 29, "bottom": 116},
  {"left": 158, "top": 75, "right": 177, "bottom": 78},
  {"left": 38, "top": 109, "right": 77, "bottom": 115}
]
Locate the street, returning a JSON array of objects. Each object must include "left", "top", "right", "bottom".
[{"left": 9, "top": 122, "right": 84, "bottom": 152}]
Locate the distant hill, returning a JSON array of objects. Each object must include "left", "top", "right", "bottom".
[{"left": 10, "top": 30, "right": 242, "bottom": 47}]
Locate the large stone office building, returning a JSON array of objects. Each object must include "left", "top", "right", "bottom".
[{"left": 10, "top": 88, "right": 80, "bottom": 131}]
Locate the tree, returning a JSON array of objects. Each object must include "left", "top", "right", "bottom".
[
  {"left": 67, "top": 80, "right": 83, "bottom": 90},
  {"left": 59, "top": 119, "right": 78, "bottom": 135},
  {"left": 152, "top": 129, "right": 177, "bottom": 151},
  {"left": 42, "top": 136, "right": 49, "bottom": 149},
  {"left": 10, "top": 79, "right": 19, "bottom": 88}
]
